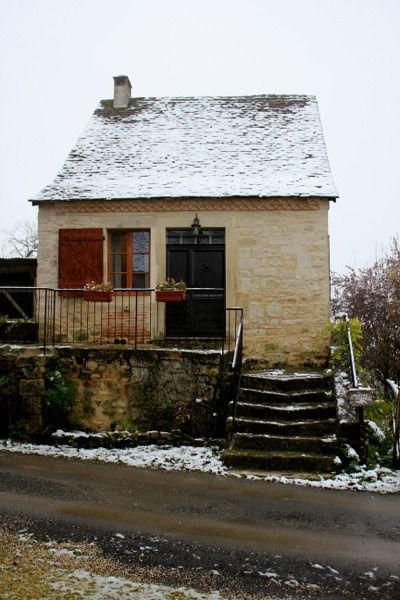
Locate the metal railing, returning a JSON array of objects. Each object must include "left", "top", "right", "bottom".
[
  {"left": 344, "top": 315, "right": 359, "bottom": 389},
  {"left": 0, "top": 286, "right": 242, "bottom": 355},
  {"left": 228, "top": 309, "right": 244, "bottom": 438},
  {"left": 342, "top": 314, "right": 373, "bottom": 463},
  {"left": 385, "top": 379, "right": 400, "bottom": 468}
]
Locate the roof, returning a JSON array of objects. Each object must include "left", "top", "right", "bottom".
[{"left": 32, "top": 95, "right": 338, "bottom": 202}]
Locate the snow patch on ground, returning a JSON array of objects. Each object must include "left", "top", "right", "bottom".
[
  {"left": 343, "top": 443, "right": 359, "bottom": 461},
  {"left": 366, "top": 419, "right": 386, "bottom": 442},
  {"left": 1, "top": 439, "right": 399, "bottom": 493},
  {"left": 0, "top": 440, "right": 227, "bottom": 475},
  {"left": 52, "top": 569, "right": 222, "bottom": 599},
  {"left": 259, "top": 465, "right": 400, "bottom": 494}
]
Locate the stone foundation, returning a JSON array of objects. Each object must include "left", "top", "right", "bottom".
[{"left": 0, "top": 345, "right": 230, "bottom": 439}]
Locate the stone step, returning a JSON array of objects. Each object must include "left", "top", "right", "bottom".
[
  {"left": 234, "top": 401, "right": 336, "bottom": 421},
  {"left": 239, "top": 387, "right": 333, "bottom": 405},
  {"left": 230, "top": 432, "right": 338, "bottom": 454},
  {"left": 224, "top": 370, "right": 337, "bottom": 473},
  {"left": 222, "top": 448, "right": 337, "bottom": 472},
  {"left": 231, "top": 416, "right": 337, "bottom": 437},
  {"left": 241, "top": 371, "right": 332, "bottom": 393}
]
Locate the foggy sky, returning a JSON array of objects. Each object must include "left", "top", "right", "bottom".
[{"left": 0, "top": 0, "right": 399, "bottom": 273}]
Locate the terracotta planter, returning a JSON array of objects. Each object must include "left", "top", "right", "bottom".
[
  {"left": 83, "top": 290, "right": 113, "bottom": 303},
  {"left": 155, "top": 290, "right": 187, "bottom": 302}
]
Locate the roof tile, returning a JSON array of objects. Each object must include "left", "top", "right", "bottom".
[{"left": 32, "top": 95, "right": 337, "bottom": 201}]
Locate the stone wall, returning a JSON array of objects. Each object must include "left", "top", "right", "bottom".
[
  {"left": 37, "top": 196, "right": 331, "bottom": 367},
  {"left": 0, "top": 345, "right": 229, "bottom": 439},
  {"left": 0, "top": 347, "right": 45, "bottom": 436}
]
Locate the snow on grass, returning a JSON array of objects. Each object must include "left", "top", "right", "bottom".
[
  {"left": 1, "top": 438, "right": 399, "bottom": 493},
  {"left": 51, "top": 569, "right": 222, "bottom": 599},
  {"left": 0, "top": 529, "right": 224, "bottom": 600}
]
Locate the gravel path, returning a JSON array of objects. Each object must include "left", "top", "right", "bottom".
[{"left": 1, "top": 451, "right": 399, "bottom": 598}]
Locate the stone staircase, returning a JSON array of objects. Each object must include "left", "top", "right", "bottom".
[{"left": 222, "top": 370, "right": 339, "bottom": 473}]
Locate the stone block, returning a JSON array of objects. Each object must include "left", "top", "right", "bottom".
[
  {"left": 19, "top": 379, "right": 45, "bottom": 397},
  {"left": 22, "top": 396, "right": 42, "bottom": 414}
]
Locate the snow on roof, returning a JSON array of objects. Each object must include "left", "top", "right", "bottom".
[{"left": 32, "top": 95, "right": 338, "bottom": 202}]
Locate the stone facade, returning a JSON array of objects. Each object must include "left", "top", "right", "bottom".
[{"left": 37, "top": 196, "right": 331, "bottom": 367}]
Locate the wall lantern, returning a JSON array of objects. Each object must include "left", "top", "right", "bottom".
[{"left": 191, "top": 214, "right": 202, "bottom": 241}]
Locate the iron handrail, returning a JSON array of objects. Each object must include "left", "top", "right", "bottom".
[
  {"left": 386, "top": 379, "right": 400, "bottom": 467},
  {"left": 232, "top": 316, "right": 243, "bottom": 371},
  {"left": 343, "top": 314, "right": 359, "bottom": 388},
  {"left": 229, "top": 311, "right": 244, "bottom": 438}
]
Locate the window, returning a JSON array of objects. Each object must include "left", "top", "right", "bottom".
[
  {"left": 108, "top": 230, "right": 150, "bottom": 289},
  {"left": 167, "top": 229, "right": 225, "bottom": 245}
]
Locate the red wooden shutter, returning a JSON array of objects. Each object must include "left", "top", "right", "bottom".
[{"left": 59, "top": 229, "right": 104, "bottom": 291}]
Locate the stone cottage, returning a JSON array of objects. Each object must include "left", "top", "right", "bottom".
[{"left": 31, "top": 75, "right": 337, "bottom": 367}]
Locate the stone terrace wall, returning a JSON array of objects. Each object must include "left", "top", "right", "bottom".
[
  {"left": 0, "top": 346, "right": 229, "bottom": 439},
  {"left": 0, "top": 347, "right": 45, "bottom": 436}
]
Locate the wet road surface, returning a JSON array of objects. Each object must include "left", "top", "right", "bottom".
[{"left": 0, "top": 451, "right": 399, "bottom": 598}]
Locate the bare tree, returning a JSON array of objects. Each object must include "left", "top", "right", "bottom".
[
  {"left": 1, "top": 221, "right": 38, "bottom": 258},
  {"left": 332, "top": 237, "right": 400, "bottom": 385}
]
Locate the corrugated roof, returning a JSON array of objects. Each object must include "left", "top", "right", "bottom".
[{"left": 32, "top": 95, "right": 337, "bottom": 202}]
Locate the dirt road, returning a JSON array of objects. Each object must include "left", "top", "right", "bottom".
[{"left": 0, "top": 451, "right": 399, "bottom": 598}]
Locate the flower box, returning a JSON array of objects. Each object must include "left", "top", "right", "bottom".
[
  {"left": 155, "top": 290, "right": 187, "bottom": 302},
  {"left": 83, "top": 290, "right": 113, "bottom": 303},
  {"left": 155, "top": 278, "right": 186, "bottom": 302}
]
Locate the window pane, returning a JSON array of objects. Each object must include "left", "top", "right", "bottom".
[
  {"left": 133, "top": 231, "right": 149, "bottom": 253},
  {"left": 133, "top": 273, "right": 148, "bottom": 288},
  {"left": 111, "top": 233, "right": 127, "bottom": 253},
  {"left": 112, "top": 254, "right": 127, "bottom": 272},
  {"left": 113, "top": 273, "right": 127, "bottom": 288},
  {"left": 133, "top": 254, "right": 149, "bottom": 273}
]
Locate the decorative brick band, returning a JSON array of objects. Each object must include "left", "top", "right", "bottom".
[{"left": 54, "top": 197, "right": 322, "bottom": 213}]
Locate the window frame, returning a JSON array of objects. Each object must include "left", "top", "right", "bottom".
[{"left": 107, "top": 229, "right": 151, "bottom": 290}]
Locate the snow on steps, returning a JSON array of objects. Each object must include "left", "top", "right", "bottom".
[
  {"left": 240, "top": 371, "right": 333, "bottom": 392},
  {"left": 223, "top": 370, "right": 339, "bottom": 473},
  {"left": 230, "top": 417, "right": 336, "bottom": 436},
  {"left": 230, "top": 432, "right": 338, "bottom": 454},
  {"left": 222, "top": 448, "right": 337, "bottom": 473},
  {"left": 234, "top": 400, "right": 336, "bottom": 421}
]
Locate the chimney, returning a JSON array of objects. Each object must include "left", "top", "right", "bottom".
[{"left": 113, "top": 75, "right": 132, "bottom": 108}]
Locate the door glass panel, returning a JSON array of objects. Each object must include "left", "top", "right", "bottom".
[{"left": 167, "top": 229, "right": 225, "bottom": 245}]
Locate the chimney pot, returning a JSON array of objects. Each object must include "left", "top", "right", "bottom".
[{"left": 113, "top": 75, "right": 132, "bottom": 108}]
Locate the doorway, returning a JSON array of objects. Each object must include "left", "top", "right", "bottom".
[{"left": 166, "top": 229, "right": 225, "bottom": 337}]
